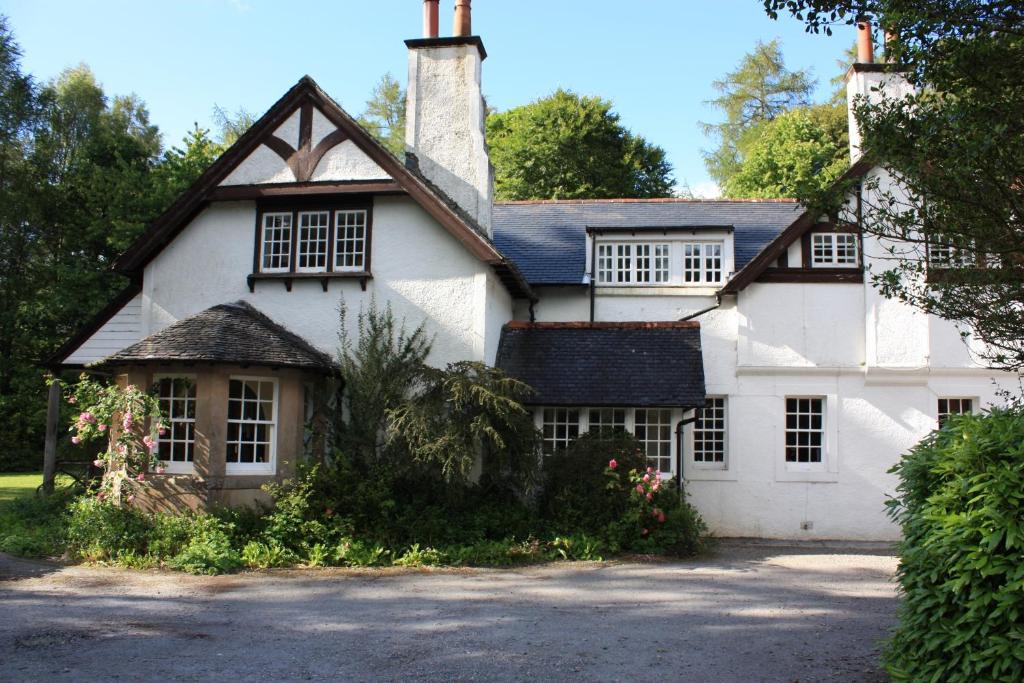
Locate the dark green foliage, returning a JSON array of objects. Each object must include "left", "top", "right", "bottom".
[
  {"left": 0, "top": 488, "right": 74, "bottom": 557},
  {"left": 885, "top": 408, "right": 1024, "bottom": 682},
  {"left": 486, "top": 89, "right": 674, "bottom": 200},
  {"left": 539, "top": 432, "right": 647, "bottom": 533}
]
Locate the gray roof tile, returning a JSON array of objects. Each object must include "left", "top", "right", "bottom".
[{"left": 493, "top": 200, "right": 801, "bottom": 285}]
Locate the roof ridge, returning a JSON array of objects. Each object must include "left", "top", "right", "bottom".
[{"left": 496, "top": 198, "right": 799, "bottom": 205}]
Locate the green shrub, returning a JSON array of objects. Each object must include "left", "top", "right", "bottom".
[
  {"left": 885, "top": 408, "right": 1024, "bottom": 682},
  {"left": 539, "top": 432, "right": 647, "bottom": 534},
  {"left": 166, "top": 515, "right": 242, "bottom": 575},
  {"left": 334, "top": 538, "right": 391, "bottom": 567},
  {"left": 241, "top": 540, "right": 297, "bottom": 569},
  {"left": 549, "top": 534, "right": 605, "bottom": 561},
  {"left": 393, "top": 543, "right": 443, "bottom": 567},
  {"left": 0, "top": 490, "right": 72, "bottom": 558},
  {"left": 66, "top": 496, "right": 152, "bottom": 561}
]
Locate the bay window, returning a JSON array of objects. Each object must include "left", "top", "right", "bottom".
[
  {"left": 226, "top": 377, "right": 278, "bottom": 474},
  {"left": 153, "top": 376, "right": 196, "bottom": 473}
]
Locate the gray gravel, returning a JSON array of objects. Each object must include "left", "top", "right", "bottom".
[{"left": 0, "top": 541, "right": 898, "bottom": 682}]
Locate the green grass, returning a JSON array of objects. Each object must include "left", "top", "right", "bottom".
[{"left": 0, "top": 472, "right": 43, "bottom": 503}]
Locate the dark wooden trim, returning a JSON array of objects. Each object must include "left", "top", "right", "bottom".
[
  {"left": 247, "top": 271, "right": 373, "bottom": 293},
  {"left": 757, "top": 268, "right": 864, "bottom": 284},
  {"left": 721, "top": 159, "right": 874, "bottom": 293},
  {"left": 263, "top": 135, "right": 297, "bottom": 167},
  {"left": 305, "top": 129, "right": 349, "bottom": 180},
  {"left": 298, "top": 102, "right": 313, "bottom": 152},
  {"left": 252, "top": 208, "right": 264, "bottom": 277},
  {"left": 209, "top": 180, "right": 399, "bottom": 200},
  {"left": 363, "top": 197, "right": 374, "bottom": 277},
  {"left": 46, "top": 282, "right": 143, "bottom": 367},
  {"left": 404, "top": 36, "right": 487, "bottom": 60}
]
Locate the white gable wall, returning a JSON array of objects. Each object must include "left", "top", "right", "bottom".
[
  {"left": 63, "top": 293, "right": 144, "bottom": 366},
  {"left": 141, "top": 195, "right": 509, "bottom": 368}
]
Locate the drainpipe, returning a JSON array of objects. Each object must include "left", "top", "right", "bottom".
[
  {"left": 675, "top": 409, "right": 698, "bottom": 492},
  {"left": 588, "top": 231, "right": 597, "bottom": 322},
  {"left": 679, "top": 294, "right": 722, "bottom": 322}
]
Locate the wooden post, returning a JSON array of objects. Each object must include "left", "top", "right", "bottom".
[{"left": 42, "top": 378, "right": 61, "bottom": 494}]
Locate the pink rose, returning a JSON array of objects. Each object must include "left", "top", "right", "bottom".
[
  {"left": 126, "top": 495, "right": 135, "bottom": 504},
  {"left": 122, "top": 412, "right": 133, "bottom": 430},
  {"left": 142, "top": 436, "right": 156, "bottom": 452},
  {"left": 657, "top": 511, "right": 666, "bottom": 524},
  {"left": 646, "top": 492, "right": 653, "bottom": 501},
  {"left": 608, "top": 459, "right": 618, "bottom": 470},
  {"left": 127, "top": 384, "right": 137, "bottom": 392},
  {"left": 98, "top": 424, "right": 107, "bottom": 432},
  {"left": 135, "top": 473, "right": 145, "bottom": 482},
  {"left": 68, "top": 396, "right": 77, "bottom": 405},
  {"left": 635, "top": 484, "right": 644, "bottom": 494},
  {"left": 71, "top": 436, "right": 81, "bottom": 445},
  {"left": 92, "top": 459, "right": 104, "bottom": 468},
  {"left": 97, "top": 491, "right": 106, "bottom": 500},
  {"left": 646, "top": 466, "right": 654, "bottom": 474},
  {"left": 643, "top": 473, "right": 650, "bottom": 482},
  {"left": 80, "top": 411, "right": 96, "bottom": 424},
  {"left": 158, "top": 426, "right": 167, "bottom": 436},
  {"left": 641, "top": 528, "right": 649, "bottom": 537},
  {"left": 155, "top": 466, "right": 166, "bottom": 475}
]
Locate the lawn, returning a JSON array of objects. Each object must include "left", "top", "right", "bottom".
[{"left": 0, "top": 472, "right": 42, "bottom": 503}]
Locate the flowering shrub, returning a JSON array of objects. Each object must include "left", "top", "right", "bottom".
[{"left": 65, "top": 374, "right": 166, "bottom": 506}]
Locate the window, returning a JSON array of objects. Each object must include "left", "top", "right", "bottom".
[
  {"left": 938, "top": 397, "right": 973, "bottom": 427},
  {"left": 927, "top": 236, "right": 976, "bottom": 269},
  {"left": 260, "top": 213, "right": 292, "bottom": 272},
  {"left": 596, "top": 242, "right": 670, "bottom": 285},
  {"left": 542, "top": 408, "right": 579, "bottom": 455},
  {"left": 256, "top": 205, "right": 370, "bottom": 275},
  {"left": 785, "top": 398, "right": 824, "bottom": 464},
  {"left": 153, "top": 376, "right": 196, "bottom": 472},
  {"left": 226, "top": 378, "right": 277, "bottom": 474},
  {"left": 683, "top": 242, "right": 723, "bottom": 283},
  {"left": 634, "top": 408, "right": 673, "bottom": 474},
  {"left": 693, "top": 397, "right": 727, "bottom": 465},
  {"left": 588, "top": 408, "right": 626, "bottom": 437},
  {"left": 296, "top": 211, "right": 330, "bottom": 272},
  {"left": 334, "top": 210, "right": 368, "bottom": 271},
  {"left": 811, "top": 233, "right": 859, "bottom": 267}
]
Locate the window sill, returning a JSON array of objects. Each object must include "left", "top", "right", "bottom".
[
  {"left": 247, "top": 271, "right": 372, "bottom": 293},
  {"left": 775, "top": 469, "right": 838, "bottom": 483},
  {"left": 225, "top": 464, "right": 276, "bottom": 476}
]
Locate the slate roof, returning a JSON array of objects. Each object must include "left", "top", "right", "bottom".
[
  {"left": 100, "top": 301, "right": 335, "bottom": 372},
  {"left": 495, "top": 322, "right": 706, "bottom": 407},
  {"left": 492, "top": 199, "right": 802, "bottom": 286}
]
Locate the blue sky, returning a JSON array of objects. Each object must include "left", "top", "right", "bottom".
[{"left": 3, "top": 0, "right": 853, "bottom": 196}]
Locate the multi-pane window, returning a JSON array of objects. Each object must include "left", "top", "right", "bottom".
[
  {"left": 153, "top": 377, "right": 196, "bottom": 468},
  {"left": 927, "top": 236, "right": 975, "bottom": 269},
  {"left": 334, "top": 210, "right": 367, "bottom": 271},
  {"left": 811, "top": 233, "right": 859, "bottom": 267},
  {"left": 693, "top": 397, "right": 726, "bottom": 465},
  {"left": 683, "top": 242, "right": 723, "bottom": 283},
  {"left": 588, "top": 408, "right": 626, "bottom": 437},
  {"left": 296, "top": 211, "right": 330, "bottom": 272},
  {"left": 260, "top": 213, "right": 292, "bottom": 272},
  {"left": 226, "top": 378, "right": 277, "bottom": 471},
  {"left": 785, "top": 397, "right": 824, "bottom": 464},
  {"left": 938, "top": 397, "right": 973, "bottom": 427},
  {"left": 256, "top": 206, "right": 369, "bottom": 275},
  {"left": 635, "top": 408, "right": 673, "bottom": 474},
  {"left": 541, "top": 408, "right": 580, "bottom": 455},
  {"left": 596, "top": 242, "right": 670, "bottom": 284}
]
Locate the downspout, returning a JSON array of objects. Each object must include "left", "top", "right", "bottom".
[
  {"left": 675, "top": 410, "right": 699, "bottom": 492},
  {"left": 679, "top": 293, "right": 722, "bottom": 322}
]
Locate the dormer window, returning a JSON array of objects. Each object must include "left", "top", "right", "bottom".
[
  {"left": 252, "top": 201, "right": 372, "bottom": 290},
  {"left": 810, "top": 232, "right": 859, "bottom": 268},
  {"left": 682, "top": 242, "right": 723, "bottom": 283},
  {"left": 592, "top": 234, "right": 732, "bottom": 288}
]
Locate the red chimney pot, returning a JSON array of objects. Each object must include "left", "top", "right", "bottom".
[
  {"left": 423, "top": 0, "right": 439, "bottom": 38},
  {"left": 856, "top": 18, "right": 874, "bottom": 64},
  {"left": 453, "top": 0, "right": 472, "bottom": 37}
]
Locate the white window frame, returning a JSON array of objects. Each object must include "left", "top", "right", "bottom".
[
  {"left": 810, "top": 232, "right": 859, "bottom": 268},
  {"left": 333, "top": 209, "right": 368, "bottom": 272},
  {"left": 587, "top": 407, "right": 628, "bottom": 437},
  {"left": 225, "top": 376, "right": 279, "bottom": 475},
  {"left": 784, "top": 396, "right": 827, "bottom": 472},
  {"left": 937, "top": 396, "right": 976, "bottom": 427},
  {"left": 691, "top": 397, "right": 727, "bottom": 470},
  {"left": 259, "top": 212, "right": 293, "bottom": 273},
  {"left": 682, "top": 241, "right": 724, "bottom": 284},
  {"left": 596, "top": 241, "right": 671, "bottom": 285},
  {"left": 295, "top": 210, "right": 330, "bottom": 273},
  {"left": 634, "top": 408, "right": 674, "bottom": 475},
  {"left": 540, "top": 407, "right": 580, "bottom": 455},
  {"left": 153, "top": 374, "right": 197, "bottom": 475}
]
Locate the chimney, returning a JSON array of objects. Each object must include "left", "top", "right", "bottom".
[
  {"left": 845, "top": 18, "right": 912, "bottom": 162},
  {"left": 423, "top": 0, "right": 439, "bottom": 38},
  {"left": 405, "top": 0, "right": 493, "bottom": 235}
]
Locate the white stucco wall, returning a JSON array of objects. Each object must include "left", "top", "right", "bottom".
[
  {"left": 141, "top": 196, "right": 508, "bottom": 367},
  {"left": 220, "top": 145, "right": 295, "bottom": 186},
  {"left": 64, "top": 293, "right": 144, "bottom": 365},
  {"left": 310, "top": 140, "right": 389, "bottom": 183}
]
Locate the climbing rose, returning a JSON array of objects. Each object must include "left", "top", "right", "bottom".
[
  {"left": 155, "top": 466, "right": 166, "bottom": 475},
  {"left": 71, "top": 436, "right": 81, "bottom": 445},
  {"left": 68, "top": 396, "right": 76, "bottom": 404},
  {"left": 641, "top": 528, "right": 649, "bottom": 537},
  {"left": 635, "top": 484, "right": 644, "bottom": 494},
  {"left": 97, "top": 491, "right": 106, "bottom": 500},
  {"left": 122, "top": 412, "right": 133, "bottom": 430},
  {"left": 135, "top": 473, "right": 145, "bottom": 482},
  {"left": 608, "top": 459, "right": 618, "bottom": 470},
  {"left": 657, "top": 511, "right": 667, "bottom": 524},
  {"left": 92, "top": 459, "right": 103, "bottom": 468},
  {"left": 158, "top": 425, "right": 167, "bottom": 436},
  {"left": 98, "top": 424, "right": 107, "bottom": 432},
  {"left": 142, "top": 435, "right": 156, "bottom": 452},
  {"left": 643, "top": 473, "right": 651, "bottom": 482},
  {"left": 646, "top": 492, "right": 653, "bottom": 502},
  {"left": 126, "top": 494, "right": 135, "bottom": 504},
  {"left": 79, "top": 411, "right": 96, "bottom": 424}
]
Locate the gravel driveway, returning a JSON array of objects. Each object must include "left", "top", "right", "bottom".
[{"left": 0, "top": 541, "right": 898, "bottom": 682}]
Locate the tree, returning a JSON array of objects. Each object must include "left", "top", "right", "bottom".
[
  {"left": 763, "top": 1, "right": 1024, "bottom": 369},
  {"left": 722, "top": 103, "right": 848, "bottom": 198},
  {"left": 486, "top": 89, "right": 674, "bottom": 200},
  {"left": 357, "top": 73, "right": 406, "bottom": 157},
  {"left": 212, "top": 104, "right": 255, "bottom": 146},
  {"left": 701, "top": 40, "right": 815, "bottom": 186}
]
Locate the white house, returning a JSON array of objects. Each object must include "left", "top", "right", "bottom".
[{"left": 50, "top": 3, "right": 1018, "bottom": 538}]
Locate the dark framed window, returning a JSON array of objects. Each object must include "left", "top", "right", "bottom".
[
  {"left": 938, "top": 397, "right": 973, "bottom": 427},
  {"left": 693, "top": 397, "right": 727, "bottom": 465},
  {"left": 255, "top": 200, "right": 371, "bottom": 276},
  {"left": 785, "top": 397, "right": 824, "bottom": 464}
]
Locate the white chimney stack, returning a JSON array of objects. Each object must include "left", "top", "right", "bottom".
[
  {"left": 405, "top": 0, "right": 493, "bottom": 236},
  {"left": 846, "top": 18, "right": 914, "bottom": 162}
]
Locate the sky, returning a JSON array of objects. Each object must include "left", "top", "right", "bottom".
[{"left": 2, "top": 0, "right": 854, "bottom": 197}]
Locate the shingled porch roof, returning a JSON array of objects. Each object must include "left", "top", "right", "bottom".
[
  {"left": 98, "top": 301, "right": 335, "bottom": 372},
  {"left": 495, "top": 321, "right": 706, "bottom": 408}
]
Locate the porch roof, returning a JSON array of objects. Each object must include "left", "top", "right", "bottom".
[
  {"left": 98, "top": 301, "right": 335, "bottom": 372},
  {"left": 495, "top": 321, "right": 706, "bottom": 408}
]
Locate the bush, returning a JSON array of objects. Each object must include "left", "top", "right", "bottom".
[
  {"left": 885, "top": 408, "right": 1024, "bottom": 682},
  {"left": 0, "top": 490, "right": 73, "bottom": 558},
  {"left": 166, "top": 515, "right": 242, "bottom": 575},
  {"left": 538, "top": 432, "right": 647, "bottom": 533},
  {"left": 66, "top": 496, "right": 152, "bottom": 561}
]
